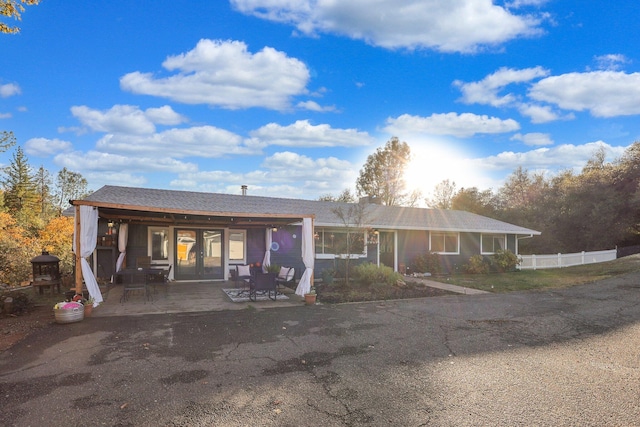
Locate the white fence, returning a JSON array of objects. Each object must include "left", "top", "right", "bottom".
[{"left": 518, "top": 249, "right": 617, "bottom": 270}]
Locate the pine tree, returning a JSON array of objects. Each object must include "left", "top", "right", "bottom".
[{"left": 1, "top": 147, "right": 39, "bottom": 232}]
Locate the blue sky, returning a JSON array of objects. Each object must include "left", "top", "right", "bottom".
[{"left": 2, "top": 1, "right": 640, "bottom": 204}]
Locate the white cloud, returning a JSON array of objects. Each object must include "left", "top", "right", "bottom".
[
  {"left": 54, "top": 150, "right": 196, "bottom": 174},
  {"left": 384, "top": 112, "right": 520, "bottom": 138},
  {"left": 71, "top": 105, "right": 186, "bottom": 134},
  {"left": 144, "top": 106, "right": 188, "bottom": 125},
  {"left": 84, "top": 171, "right": 148, "bottom": 188},
  {"left": 455, "top": 66, "right": 549, "bottom": 107},
  {"left": 517, "top": 103, "right": 566, "bottom": 123},
  {"left": 120, "top": 39, "right": 310, "bottom": 110},
  {"left": 95, "top": 126, "right": 252, "bottom": 158},
  {"left": 0, "top": 83, "right": 21, "bottom": 98},
  {"left": 593, "top": 54, "right": 629, "bottom": 71},
  {"left": 510, "top": 132, "right": 553, "bottom": 146},
  {"left": 529, "top": 71, "right": 640, "bottom": 117},
  {"left": 474, "top": 141, "right": 628, "bottom": 173},
  {"left": 24, "top": 138, "right": 73, "bottom": 156},
  {"left": 296, "top": 100, "right": 337, "bottom": 112},
  {"left": 0, "top": 112, "right": 11, "bottom": 119},
  {"left": 247, "top": 120, "right": 375, "bottom": 148},
  {"left": 506, "top": 0, "right": 549, "bottom": 7},
  {"left": 231, "top": 0, "right": 546, "bottom": 53},
  {"left": 170, "top": 151, "right": 357, "bottom": 198}
]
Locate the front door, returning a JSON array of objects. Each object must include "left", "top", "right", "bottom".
[
  {"left": 175, "top": 229, "right": 224, "bottom": 280},
  {"left": 379, "top": 231, "right": 396, "bottom": 270}
]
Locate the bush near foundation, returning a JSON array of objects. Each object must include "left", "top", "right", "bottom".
[
  {"left": 353, "top": 263, "right": 403, "bottom": 286},
  {"left": 410, "top": 252, "right": 442, "bottom": 275}
]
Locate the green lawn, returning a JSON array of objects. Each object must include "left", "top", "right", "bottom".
[{"left": 429, "top": 254, "right": 640, "bottom": 292}]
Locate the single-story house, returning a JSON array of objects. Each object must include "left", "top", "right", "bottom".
[{"left": 70, "top": 185, "right": 540, "bottom": 293}]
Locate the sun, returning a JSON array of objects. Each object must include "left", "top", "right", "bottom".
[{"left": 404, "top": 142, "right": 484, "bottom": 204}]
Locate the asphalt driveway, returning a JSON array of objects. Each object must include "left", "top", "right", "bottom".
[{"left": 2, "top": 272, "right": 640, "bottom": 426}]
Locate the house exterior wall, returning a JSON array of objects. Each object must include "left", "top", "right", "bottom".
[
  {"left": 111, "top": 221, "right": 524, "bottom": 280},
  {"left": 269, "top": 227, "right": 304, "bottom": 281},
  {"left": 397, "top": 230, "right": 428, "bottom": 273},
  {"left": 127, "top": 224, "right": 149, "bottom": 266},
  {"left": 246, "top": 228, "right": 267, "bottom": 266}
]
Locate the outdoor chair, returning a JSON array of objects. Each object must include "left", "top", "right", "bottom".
[
  {"left": 120, "top": 270, "right": 152, "bottom": 303},
  {"left": 275, "top": 266, "right": 295, "bottom": 291},
  {"left": 136, "top": 256, "right": 151, "bottom": 269},
  {"left": 150, "top": 265, "right": 171, "bottom": 296},
  {"left": 249, "top": 272, "right": 277, "bottom": 302},
  {"left": 235, "top": 264, "right": 252, "bottom": 296}
]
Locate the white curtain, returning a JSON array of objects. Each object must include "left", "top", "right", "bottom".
[
  {"left": 262, "top": 228, "right": 272, "bottom": 272},
  {"left": 295, "top": 218, "right": 314, "bottom": 296},
  {"left": 74, "top": 206, "right": 103, "bottom": 307},
  {"left": 115, "top": 223, "right": 128, "bottom": 272}
]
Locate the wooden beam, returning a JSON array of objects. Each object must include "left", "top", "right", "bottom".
[{"left": 74, "top": 205, "right": 83, "bottom": 295}]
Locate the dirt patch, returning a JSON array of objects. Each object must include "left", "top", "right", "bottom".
[
  {"left": 316, "top": 280, "right": 454, "bottom": 304},
  {"left": 0, "top": 288, "right": 61, "bottom": 353},
  {"left": 0, "top": 304, "right": 55, "bottom": 352}
]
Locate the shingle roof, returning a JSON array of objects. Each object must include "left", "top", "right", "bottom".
[{"left": 81, "top": 185, "right": 540, "bottom": 235}]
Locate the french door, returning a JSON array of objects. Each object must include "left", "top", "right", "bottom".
[{"left": 174, "top": 229, "right": 224, "bottom": 280}]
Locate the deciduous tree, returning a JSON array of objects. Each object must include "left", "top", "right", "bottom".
[
  {"left": 426, "top": 179, "right": 457, "bottom": 209},
  {"left": 54, "top": 167, "right": 89, "bottom": 213},
  {"left": 1, "top": 0, "right": 40, "bottom": 34},
  {"left": 318, "top": 188, "right": 356, "bottom": 203},
  {"left": 356, "top": 137, "right": 415, "bottom": 206},
  {"left": 331, "top": 200, "right": 370, "bottom": 286}
]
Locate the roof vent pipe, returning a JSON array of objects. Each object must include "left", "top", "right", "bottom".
[{"left": 241, "top": 185, "right": 248, "bottom": 196}]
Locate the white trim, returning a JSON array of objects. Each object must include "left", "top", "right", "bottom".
[
  {"left": 429, "top": 231, "right": 460, "bottom": 255},
  {"left": 148, "top": 226, "right": 170, "bottom": 265},
  {"left": 480, "top": 233, "right": 507, "bottom": 255},
  {"left": 313, "top": 228, "right": 367, "bottom": 258},
  {"left": 228, "top": 229, "right": 247, "bottom": 265}
]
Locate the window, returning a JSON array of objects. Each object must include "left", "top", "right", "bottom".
[
  {"left": 149, "top": 227, "right": 169, "bottom": 263},
  {"left": 430, "top": 232, "right": 459, "bottom": 254},
  {"left": 314, "top": 228, "right": 365, "bottom": 257},
  {"left": 481, "top": 234, "right": 505, "bottom": 254},
  {"left": 229, "top": 230, "right": 246, "bottom": 264}
]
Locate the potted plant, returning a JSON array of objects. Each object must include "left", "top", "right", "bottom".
[
  {"left": 82, "top": 297, "right": 95, "bottom": 317},
  {"left": 267, "top": 264, "right": 281, "bottom": 274},
  {"left": 304, "top": 287, "right": 317, "bottom": 305}
]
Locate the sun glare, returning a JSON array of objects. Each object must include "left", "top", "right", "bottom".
[{"left": 405, "top": 142, "right": 487, "bottom": 203}]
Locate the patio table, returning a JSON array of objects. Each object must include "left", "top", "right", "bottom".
[{"left": 115, "top": 268, "right": 164, "bottom": 302}]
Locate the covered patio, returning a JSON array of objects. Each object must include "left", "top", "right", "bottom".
[
  {"left": 92, "top": 280, "right": 305, "bottom": 317},
  {"left": 69, "top": 186, "right": 317, "bottom": 311}
]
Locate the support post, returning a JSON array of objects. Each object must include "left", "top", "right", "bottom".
[{"left": 74, "top": 205, "right": 83, "bottom": 295}]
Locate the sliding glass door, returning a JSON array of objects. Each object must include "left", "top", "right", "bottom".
[{"left": 175, "top": 229, "right": 224, "bottom": 280}]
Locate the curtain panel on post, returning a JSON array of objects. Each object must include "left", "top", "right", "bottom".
[
  {"left": 262, "top": 228, "right": 272, "bottom": 273},
  {"left": 115, "top": 223, "right": 128, "bottom": 273},
  {"left": 295, "top": 217, "right": 314, "bottom": 296},
  {"left": 73, "top": 206, "right": 103, "bottom": 307}
]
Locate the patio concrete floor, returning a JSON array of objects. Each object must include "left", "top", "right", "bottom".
[
  {"left": 90, "top": 278, "right": 485, "bottom": 317},
  {"left": 92, "top": 281, "right": 305, "bottom": 317}
]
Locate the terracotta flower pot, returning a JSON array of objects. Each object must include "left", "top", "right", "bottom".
[
  {"left": 84, "top": 304, "right": 93, "bottom": 317},
  {"left": 304, "top": 293, "right": 316, "bottom": 305}
]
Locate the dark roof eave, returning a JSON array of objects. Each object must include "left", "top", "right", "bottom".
[{"left": 70, "top": 199, "right": 315, "bottom": 221}]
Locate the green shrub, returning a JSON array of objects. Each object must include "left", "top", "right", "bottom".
[
  {"left": 464, "top": 255, "right": 490, "bottom": 274},
  {"left": 321, "top": 268, "right": 335, "bottom": 284},
  {"left": 0, "top": 290, "right": 33, "bottom": 315},
  {"left": 491, "top": 249, "right": 521, "bottom": 272},
  {"left": 353, "top": 263, "right": 403, "bottom": 286},
  {"left": 410, "top": 252, "right": 441, "bottom": 275}
]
